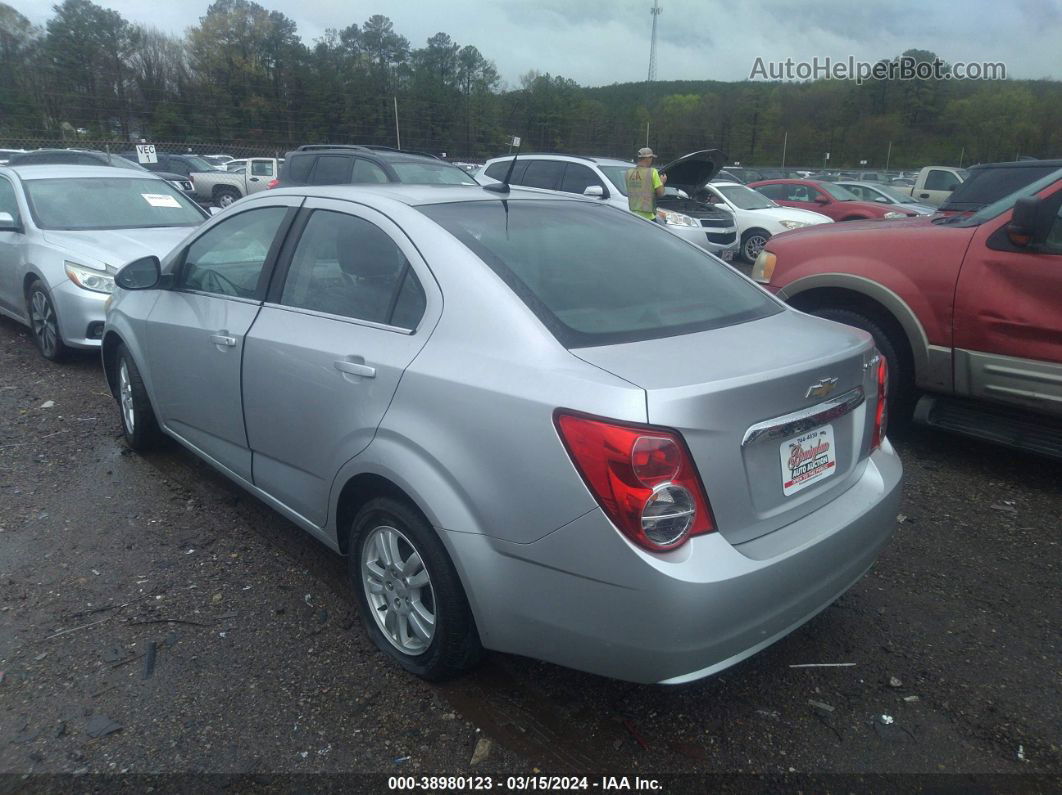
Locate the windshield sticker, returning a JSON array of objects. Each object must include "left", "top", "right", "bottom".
[{"left": 142, "top": 193, "right": 181, "bottom": 208}]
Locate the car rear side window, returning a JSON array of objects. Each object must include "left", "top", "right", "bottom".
[
  {"left": 754, "top": 183, "right": 784, "bottom": 200},
  {"left": 352, "top": 159, "right": 389, "bottom": 184},
  {"left": 420, "top": 200, "right": 780, "bottom": 347},
  {"left": 311, "top": 155, "right": 353, "bottom": 185},
  {"left": 484, "top": 159, "right": 529, "bottom": 183},
  {"left": 279, "top": 210, "right": 420, "bottom": 327},
  {"left": 522, "top": 160, "right": 565, "bottom": 190},
  {"left": 179, "top": 206, "right": 288, "bottom": 299},
  {"left": 286, "top": 155, "right": 313, "bottom": 183}
]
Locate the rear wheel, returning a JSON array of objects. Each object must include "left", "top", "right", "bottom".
[
  {"left": 27, "top": 282, "right": 67, "bottom": 361},
  {"left": 741, "top": 228, "right": 771, "bottom": 262},
  {"left": 115, "top": 344, "right": 162, "bottom": 451},
  {"left": 808, "top": 308, "right": 914, "bottom": 426},
  {"left": 348, "top": 497, "right": 482, "bottom": 681}
]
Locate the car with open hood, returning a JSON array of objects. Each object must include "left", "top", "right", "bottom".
[{"left": 481, "top": 150, "right": 740, "bottom": 260}]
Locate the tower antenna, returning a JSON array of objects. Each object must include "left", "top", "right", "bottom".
[{"left": 646, "top": 0, "right": 662, "bottom": 105}]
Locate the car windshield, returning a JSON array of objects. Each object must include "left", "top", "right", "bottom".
[
  {"left": 717, "top": 184, "right": 776, "bottom": 209},
  {"left": 419, "top": 200, "right": 780, "bottom": 347},
  {"left": 24, "top": 177, "right": 205, "bottom": 230},
  {"left": 597, "top": 166, "right": 631, "bottom": 196},
  {"left": 390, "top": 161, "right": 477, "bottom": 185},
  {"left": 819, "top": 182, "right": 861, "bottom": 201}
]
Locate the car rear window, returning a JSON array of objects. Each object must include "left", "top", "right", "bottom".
[{"left": 419, "top": 200, "right": 780, "bottom": 347}]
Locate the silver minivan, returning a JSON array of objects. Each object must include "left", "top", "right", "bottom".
[{"left": 103, "top": 184, "right": 901, "bottom": 684}]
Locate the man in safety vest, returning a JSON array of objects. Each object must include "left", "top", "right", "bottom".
[{"left": 625, "top": 147, "right": 667, "bottom": 221}]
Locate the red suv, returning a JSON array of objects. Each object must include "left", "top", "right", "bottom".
[
  {"left": 750, "top": 169, "right": 1062, "bottom": 458},
  {"left": 748, "top": 179, "right": 917, "bottom": 222}
]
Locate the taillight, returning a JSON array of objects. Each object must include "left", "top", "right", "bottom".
[
  {"left": 554, "top": 411, "right": 715, "bottom": 551},
  {"left": 872, "top": 354, "right": 888, "bottom": 450},
  {"left": 267, "top": 178, "right": 279, "bottom": 189}
]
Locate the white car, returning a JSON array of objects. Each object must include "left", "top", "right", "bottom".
[{"left": 699, "top": 181, "right": 833, "bottom": 262}]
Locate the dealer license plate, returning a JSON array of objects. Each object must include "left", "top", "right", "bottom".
[
  {"left": 780, "top": 425, "right": 836, "bottom": 496},
  {"left": 720, "top": 249, "right": 734, "bottom": 261}
]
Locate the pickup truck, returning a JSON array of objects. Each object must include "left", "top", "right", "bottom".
[
  {"left": 751, "top": 166, "right": 1062, "bottom": 458},
  {"left": 191, "top": 157, "right": 280, "bottom": 207},
  {"left": 897, "top": 165, "right": 968, "bottom": 206}
]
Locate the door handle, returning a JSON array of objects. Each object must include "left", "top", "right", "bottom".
[
  {"left": 210, "top": 334, "right": 237, "bottom": 347},
  {"left": 334, "top": 360, "right": 376, "bottom": 378},
  {"left": 919, "top": 193, "right": 929, "bottom": 198},
  {"left": 249, "top": 177, "right": 259, "bottom": 182}
]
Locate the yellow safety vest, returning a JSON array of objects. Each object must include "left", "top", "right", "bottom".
[{"left": 626, "top": 166, "right": 657, "bottom": 218}]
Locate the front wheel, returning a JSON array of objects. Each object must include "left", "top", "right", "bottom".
[
  {"left": 115, "top": 344, "right": 163, "bottom": 451},
  {"left": 348, "top": 497, "right": 482, "bottom": 681},
  {"left": 27, "top": 282, "right": 67, "bottom": 361},
  {"left": 808, "top": 308, "right": 914, "bottom": 426},
  {"left": 741, "top": 229, "right": 771, "bottom": 262}
]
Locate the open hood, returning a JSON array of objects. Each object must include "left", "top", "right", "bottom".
[{"left": 659, "top": 149, "right": 726, "bottom": 189}]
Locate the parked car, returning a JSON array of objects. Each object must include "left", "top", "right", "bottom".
[
  {"left": 190, "top": 157, "right": 281, "bottom": 207},
  {"left": 936, "top": 159, "right": 1062, "bottom": 215},
  {"left": 0, "top": 148, "right": 26, "bottom": 165},
  {"left": 480, "top": 151, "right": 740, "bottom": 260},
  {"left": 895, "top": 166, "right": 968, "bottom": 206},
  {"left": 751, "top": 166, "right": 1062, "bottom": 456},
  {"left": 8, "top": 149, "right": 196, "bottom": 199},
  {"left": 202, "top": 154, "right": 235, "bottom": 169},
  {"left": 102, "top": 183, "right": 900, "bottom": 683},
  {"left": 748, "top": 179, "right": 918, "bottom": 221},
  {"left": 0, "top": 164, "right": 207, "bottom": 360},
  {"left": 718, "top": 166, "right": 763, "bottom": 184},
  {"left": 118, "top": 151, "right": 219, "bottom": 180},
  {"left": 887, "top": 177, "right": 915, "bottom": 188},
  {"left": 276, "top": 145, "right": 477, "bottom": 190},
  {"left": 836, "top": 181, "right": 936, "bottom": 215},
  {"left": 698, "top": 181, "right": 832, "bottom": 261}
]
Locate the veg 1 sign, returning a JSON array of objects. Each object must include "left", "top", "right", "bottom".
[{"left": 135, "top": 144, "right": 158, "bottom": 164}]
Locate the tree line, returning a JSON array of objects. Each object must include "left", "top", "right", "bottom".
[{"left": 2, "top": 0, "right": 1059, "bottom": 167}]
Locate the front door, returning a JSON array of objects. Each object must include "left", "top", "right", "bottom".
[
  {"left": 242, "top": 199, "right": 440, "bottom": 526},
  {"left": 0, "top": 176, "right": 26, "bottom": 318},
  {"left": 144, "top": 200, "right": 299, "bottom": 478},
  {"left": 952, "top": 186, "right": 1062, "bottom": 415}
]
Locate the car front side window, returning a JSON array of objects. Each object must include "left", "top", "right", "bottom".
[
  {"left": 0, "top": 177, "right": 21, "bottom": 223},
  {"left": 178, "top": 207, "right": 288, "bottom": 299},
  {"left": 279, "top": 210, "right": 419, "bottom": 327}
]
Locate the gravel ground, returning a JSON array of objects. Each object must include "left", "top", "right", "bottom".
[{"left": 0, "top": 315, "right": 1059, "bottom": 783}]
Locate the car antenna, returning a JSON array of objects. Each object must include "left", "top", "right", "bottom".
[{"left": 484, "top": 136, "right": 521, "bottom": 193}]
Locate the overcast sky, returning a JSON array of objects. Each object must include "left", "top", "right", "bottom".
[{"left": 16, "top": 0, "right": 1062, "bottom": 87}]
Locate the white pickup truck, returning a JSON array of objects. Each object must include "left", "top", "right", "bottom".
[
  {"left": 897, "top": 166, "right": 968, "bottom": 206},
  {"left": 191, "top": 157, "right": 280, "bottom": 207}
]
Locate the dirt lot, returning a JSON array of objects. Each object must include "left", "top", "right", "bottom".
[{"left": 0, "top": 315, "right": 1059, "bottom": 784}]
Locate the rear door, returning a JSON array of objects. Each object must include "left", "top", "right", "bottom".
[
  {"left": 242, "top": 199, "right": 440, "bottom": 526},
  {"left": 952, "top": 185, "right": 1062, "bottom": 416},
  {"left": 144, "top": 199, "right": 300, "bottom": 479}
]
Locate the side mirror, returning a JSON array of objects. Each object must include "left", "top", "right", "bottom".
[
  {"left": 209, "top": 206, "right": 222, "bottom": 216},
  {"left": 1007, "top": 196, "right": 1054, "bottom": 248},
  {"left": 583, "top": 185, "right": 607, "bottom": 199},
  {"left": 115, "top": 255, "right": 162, "bottom": 290},
  {"left": 0, "top": 211, "right": 19, "bottom": 231}
]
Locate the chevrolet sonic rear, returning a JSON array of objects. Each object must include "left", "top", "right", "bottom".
[{"left": 104, "top": 186, "right": 901, "bottom": 684}]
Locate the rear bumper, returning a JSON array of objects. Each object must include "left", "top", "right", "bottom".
[{"left": 447, "top": 442, "right": 901, "bottom": 684}]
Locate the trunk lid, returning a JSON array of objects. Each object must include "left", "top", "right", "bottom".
[{"left": 573, "top": 310, "right": 880, "bottom": 545}]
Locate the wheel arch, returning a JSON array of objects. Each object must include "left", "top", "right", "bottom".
[
  {"left": 101, "top": 330, "right": 124, "bottom": 398},
  {"left": 779, "top": 274, "right": 932, "bottom": 387}
]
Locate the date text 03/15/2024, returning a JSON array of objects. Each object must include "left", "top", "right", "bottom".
[{"left": 387, "top": 775, "right": 663, "bottom": 791}]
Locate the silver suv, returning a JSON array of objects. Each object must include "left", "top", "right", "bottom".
[
  {"left": 481, "top": 152, "right": 740, "bottom": 260},
  {"left": 103, "top": 183, "right": 900, "bottom": 684}
]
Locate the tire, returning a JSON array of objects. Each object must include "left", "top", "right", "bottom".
[
  {"left": 741, "top": 228, "right": 771, "bottom": 262},
  {"left": 808, "top": 308, "right": 915, "bottom": 426},
  {"left": 348, "top": 497, "right": 482, "bottom": 681},
  {"left": 115, "top": 344, "right": 163, "bottom": 451},
  {"left": 213, "top": 187, "right": 240, "bottom": 208},
  {"left": 26, "top": 281, "right": 67, "bottom": 362}
]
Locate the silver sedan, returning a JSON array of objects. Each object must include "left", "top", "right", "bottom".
[
  {"left": 0, "top": 164, "right": 207, "bottom": 360},
  {"left": 103, "top": 184, "right": 902, "bottom": 683}
]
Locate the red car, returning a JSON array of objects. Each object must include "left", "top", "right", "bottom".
[
  {"left": 748, "top": 179, "right": 918, "bottom": 222},
  {"left": 750, "top": 168, "right": 1062, "bottom": 458}
]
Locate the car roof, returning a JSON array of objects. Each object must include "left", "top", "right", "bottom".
[
  {"left": 286, "top": 147, "right": 446, "bottom": 166},
  {"left": 485, "top": 153, "right": 633, "bottom": 168},
  {"left": 969, "top": 159, "right": 1062, "bottom": 170},
  {"left": 258, "top": 183, "right": 592, "bottom": 208},
  {"left": 836, "top": 181, "right": 885, "bottom": 187},
  {"left": 708, "top": 181, "right": 745, "bottom": 188},
  {"left": 2, "top": 164, "right": 164, "bottom": 180}
]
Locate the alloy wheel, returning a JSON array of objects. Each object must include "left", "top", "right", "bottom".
[
  {"left": 119, "top": 359, "right": 135, "bottom": 434},
  {"left": 29, "top": 290, "right": 59, "bottom": 358},
  {"left": 744, "top": 233, "right": 768, "bottom": 261},
  {"left": 361, "top": 525, "right": 436, "bottom": 655}
]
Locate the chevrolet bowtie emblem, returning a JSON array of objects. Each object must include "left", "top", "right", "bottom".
[{"left": 805, "top": 377, "right": 839, "bottom": 399}]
